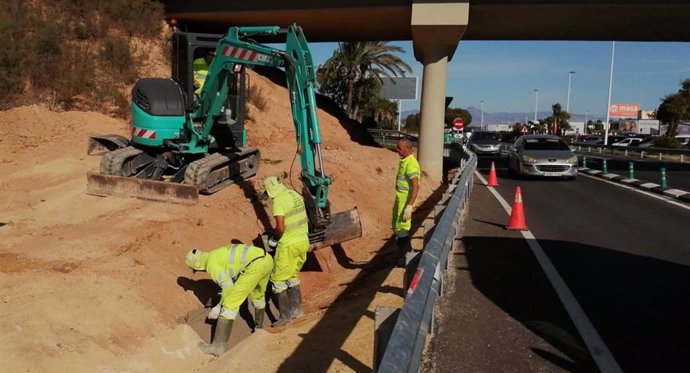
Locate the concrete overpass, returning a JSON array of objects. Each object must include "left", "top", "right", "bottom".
[{"left": 162, "top": 0, "right": 690, "bottom": 184}]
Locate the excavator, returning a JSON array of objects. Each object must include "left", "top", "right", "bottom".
[{"left": 86, "top": 24, "right": 360, "bottom": 249}]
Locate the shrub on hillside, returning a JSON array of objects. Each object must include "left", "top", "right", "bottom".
[{"left": 0, "top": 0, "right": 164, "bottom": 115}]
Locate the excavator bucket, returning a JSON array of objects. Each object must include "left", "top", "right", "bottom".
[
  {"left": 85, "top": 172, "right": 199, "bottom": 205},
  {"left": 87, "top": 134, "right": 130, "bottom": 155},
  {"left": 309, "top": 207, "right": 362, "bottom": 250}
]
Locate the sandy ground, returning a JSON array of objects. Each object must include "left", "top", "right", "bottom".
[{"left": 0, "top": 70, "right": 437, "bottom": 372}]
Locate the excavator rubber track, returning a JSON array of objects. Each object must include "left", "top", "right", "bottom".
[
  {"left": 86, "top": 146, "right": 260, "bottom": 204},
  {"left": 184, "top": 148, "right": 260, "bottom": 194}
]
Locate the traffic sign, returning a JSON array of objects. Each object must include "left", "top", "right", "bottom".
[{"left": 453, "top": 118, "right": 464, "bottom": 130}]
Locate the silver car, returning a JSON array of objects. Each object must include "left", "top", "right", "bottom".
[
  {"left": 508, "top": 135, "right": 578, "bottom": 179},
  {"left": 468, "top": 131, "right": 501, "bottom": 155}
]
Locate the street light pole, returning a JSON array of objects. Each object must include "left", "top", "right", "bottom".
[
  {"left": 533, "top": 89, "right": 539, "bottom": 124},
  {"left": 480, "top": 100, "right": 484, "bottom": 128},
  {"left": 566, "top": 71, "right": 575, "bottom": 113},
  {"left": 604, "top": 41, "right": 616, "bottom": 145}
]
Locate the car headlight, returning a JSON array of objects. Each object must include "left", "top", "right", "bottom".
[
  {"left": 566, "top": 155, "right": 578, "bottom": 164},
  {"left": 521, "top": 155, "right": 538, "bottom": 164}
]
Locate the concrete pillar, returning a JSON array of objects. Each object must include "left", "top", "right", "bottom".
[
  {"left": 418, "top": 53, "right": 449, "bottom": 183},
  {"left": 411, "top": 2, "right": 468, "bottom": 185}
]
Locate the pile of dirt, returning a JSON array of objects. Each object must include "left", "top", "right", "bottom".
[{"left": 0, "top": 65, "right": 436, "bottom": 371}]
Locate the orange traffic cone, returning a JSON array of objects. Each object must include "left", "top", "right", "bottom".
[
  {"left": 487, "top": 162, "right": 498, "bottom": 187},
  {"left": 507, "top": 186, "right": 528, "bottom": 231}
]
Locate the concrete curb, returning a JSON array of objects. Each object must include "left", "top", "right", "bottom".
[{"left": 578, "top": 167, "right": 690, "bottom": 203}]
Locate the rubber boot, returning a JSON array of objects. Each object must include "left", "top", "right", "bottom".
[
  {"left": 271, "top": 291, "right": 292, "bottom": 327},
  {"left": 199, "top": 318, "right": 233, "bottom": 356},
  {"left": 396, "top": 235, "right": 411, "bottom": 267},
  {"left": 287, "top": 285, "right": 304, "bottom": 319},
  {"left": 254, "top": 307, "right": 265, "bottom": 329}
]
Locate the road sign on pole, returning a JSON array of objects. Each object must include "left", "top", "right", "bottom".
[{"left": 453, "top": 118, "right": 464, "bottom": 130}]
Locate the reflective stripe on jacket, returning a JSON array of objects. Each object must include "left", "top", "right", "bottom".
[
  {"left": 272, "top": 189, "right": 309, "bottom": 246},
  {"left": 395, "top": 154, "right": 421, "bottom": 194},
  {"left": 206, "top": 244, "right": 265, "bottom": 290}
]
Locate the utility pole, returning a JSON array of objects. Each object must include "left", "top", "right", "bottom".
[{"left": 566, "top": 71, "right": 575, "bottom": 113}]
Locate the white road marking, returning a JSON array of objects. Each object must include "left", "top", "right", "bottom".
[{"left": 475, "top": 170, "right": 624, "bottom": 373}]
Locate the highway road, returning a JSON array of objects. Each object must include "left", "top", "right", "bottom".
[{"left": 427, "top": 155, "right": 690, "bottom": 373}]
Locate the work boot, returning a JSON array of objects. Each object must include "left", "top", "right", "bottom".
[
  {"left": 199, "top": 318, "right": 233, "bottom": 356},
  {"left": 272, "top": 291, "right": 292, "bottom": 327},
  {"left": 254, "top": 307, "right": 265, "bottom": 329},
  {"left": 287, "top": 285, "right": 304, "bottom": 319},
  {"left": 396, "top": 236, "right": 412, "bottom": 267}
]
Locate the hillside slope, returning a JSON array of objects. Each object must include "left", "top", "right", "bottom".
[{"left": 0, "top": 67, "right": 435, "bottom": 372}]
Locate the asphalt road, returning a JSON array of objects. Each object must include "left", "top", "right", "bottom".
[
  {"left": 426, "top": 155, "right": 690, "bottom": 373},
  {"left": 575, "top": 151, "right": 690, "bottom": 191}
]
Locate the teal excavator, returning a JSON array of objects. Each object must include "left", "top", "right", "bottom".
[{"left": 87, "top": 24, "right": 360, "bottom": 248}]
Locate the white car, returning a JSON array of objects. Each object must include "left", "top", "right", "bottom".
[{"left": 612, "top": 138, "right": 646, "bottom": 147}]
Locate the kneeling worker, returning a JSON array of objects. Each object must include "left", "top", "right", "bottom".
[
  {"left": 185, "top": 242, "right": 273, "bottom": 356},
  {"left": 263, "top": 176, "right": 310, "bottom": 327}
]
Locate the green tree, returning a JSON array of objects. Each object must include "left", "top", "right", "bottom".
[
  {"left": 545, "top": 103, "right": 570, "bottom": 135},
  {"left": 656, "top": 79, "right": 690, "bottom": 137},
  {"left": 317, "top": 41, "right": 411, "bottom": 119},
  {"left": 444, "top": 107, "right": 472, "bottom": 128}
]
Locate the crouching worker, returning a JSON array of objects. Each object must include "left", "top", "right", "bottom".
[{"left": 185, "top": 242, "right": 274, "bottom": 356}]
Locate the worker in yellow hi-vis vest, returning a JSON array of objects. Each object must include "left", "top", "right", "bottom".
[
  {"left": 393, "top": 138, "right": 420, "bottom": 267},
  {"left": 262, "top": 176, "right": 310, "bottom": 327},
  {"left": 192, "top": 49, "right": 214, "bottom": 95},
  {"left": 185, "top": 242, "right": 273, "bottom": 356}
]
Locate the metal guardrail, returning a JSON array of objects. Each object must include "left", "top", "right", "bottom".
[
  {"left": 375, "top": 143, "right": 477, "bottom": 373},
  {"left": 367, "top": 129, "right": 419, "bottom": 148},
  {"left": 572, "top": 143, "right": 690, "bottom": 163}
]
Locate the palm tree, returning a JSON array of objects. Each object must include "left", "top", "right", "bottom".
[
  {"left": 319, "top": 42, "right": 411, "bottom": 118},
  {"left": 656, "top": 79, "right": 690, "bottom": 137}
]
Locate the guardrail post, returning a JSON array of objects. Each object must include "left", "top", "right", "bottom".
[
  {"left": 659, "top": 152, "right": 662, "bottom": 161},
  {"left": 661, "top": 167, "right": 667, "bottom": 189},
  {"left": 641, "top": 151, "right": 645, "bottom": 159},
  {"left": 602, "top": 159, "right": 608, "bottom": 174},
  {"left": 628, "top": 161, "right": 634, "bottom": 179},
  {"left": 682, "top": 154, "right": 685, "bottom": 163},
  {"left": 624, "top": 149, "right": 628, "bottom": 156},
  {"left": 373, "top": 306, "right": 400, "bottom": 373},
  {"left": 424, "top": 220, "right": 436, "bottom": 246}
]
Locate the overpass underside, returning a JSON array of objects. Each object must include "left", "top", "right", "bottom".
[{"left": 162, "top": 0, "right": 690, "bottom": 184}]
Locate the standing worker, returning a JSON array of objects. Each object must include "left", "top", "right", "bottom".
[
  {"left": 393, "top": 138, "right": 421, "bottom": 267},
  {"left": 185, "top": 242, "right": 273, "bottom": 356},
  {"left": 262, "top": 176, "right": 310, "bottom": 327},
  {"left": 193, "top": 49, "right": 214, "bottom": 95}
]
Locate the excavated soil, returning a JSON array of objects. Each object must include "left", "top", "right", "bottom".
[{"left": 0, "top": 69, "right": 437, "bottom": 372}]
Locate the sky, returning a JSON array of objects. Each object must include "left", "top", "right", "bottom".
[{"left": 304, "top": 40, "right": 690, "bottom": 121}]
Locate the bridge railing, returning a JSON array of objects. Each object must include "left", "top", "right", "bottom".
[{"left": 374, "top": 143, "right": 477, "bottom": 373}]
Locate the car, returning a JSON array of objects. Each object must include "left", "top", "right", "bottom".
[
  {"left": 579, "top": 135, "right": 604, "bottom": 144},
  {"left": 467, "top": 131, "right": 501, "bottom": 155},
  {"left": 508, "top": 135, "right": 578, "bottom": 179},
  {"left": 612, "top": 137, "right": 646, "bottom": 147}
]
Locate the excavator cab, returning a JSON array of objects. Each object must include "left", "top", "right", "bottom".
[{"left": 170, "top": 32, "right": 248, "bottom": 149}]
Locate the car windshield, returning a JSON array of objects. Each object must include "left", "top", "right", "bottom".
[
  {"left": 523, "top": 138, "right": 570, "bottom": 151},
  {"left": 472, "top": 132, "right": 498, "bottom": 141}
]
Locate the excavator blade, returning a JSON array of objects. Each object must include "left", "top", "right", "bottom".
[
  {"left": 309, "top": 207, "right": 362, "bottom": 250},
  {"left": 85, "top": 172, "right": 199, "bottom": 205}
]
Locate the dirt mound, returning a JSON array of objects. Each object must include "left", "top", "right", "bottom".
[{"left": 0, "top": 67, "right": 424, "bottom": 371}]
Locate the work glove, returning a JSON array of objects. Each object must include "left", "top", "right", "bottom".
[
  {"left": 268, "top": 237, "right": 278, "bottom": 249},
  {"left": 207, "top": 303, "right": 222, "bottom": 320},
  {"left": 402, "top": 205, "right": 413, "bottom": 222}
]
